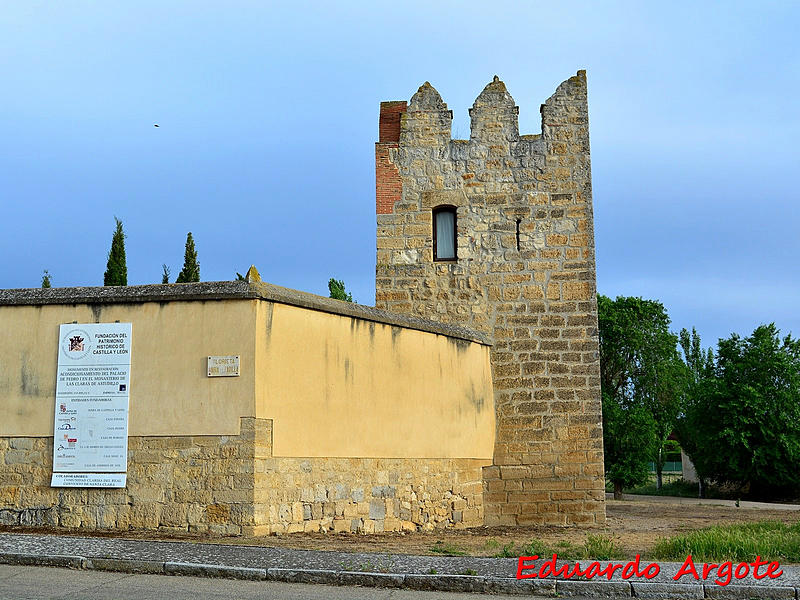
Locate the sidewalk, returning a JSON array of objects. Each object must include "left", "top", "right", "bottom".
[{"left": 1, "top": 531, "right": 798, "bottom": 597}]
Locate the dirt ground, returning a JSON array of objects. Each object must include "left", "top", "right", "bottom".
[
  {"left": 221, "top": 499, "right": 800, "bottom": 558},
  {"left": 5, "top": 497, "right": 800, "bottom": 559}
]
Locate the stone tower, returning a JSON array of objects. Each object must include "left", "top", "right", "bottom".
[{"left": 375, "top": 71, "right": 605, "bottom": 526}]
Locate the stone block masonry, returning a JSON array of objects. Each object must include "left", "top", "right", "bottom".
[
  {"left": 0, "top": 417, "right": 485, "bottom": 534},
  {"left": 0, "top": 418, "right": 272, "bottom": 535},
  {"left": 375, "top": 71, "right": 605, "bottom": 525},
  {"left": 260, "top": 457, "right": 485, "bottom": 534}
]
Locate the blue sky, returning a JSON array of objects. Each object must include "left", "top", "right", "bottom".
[{"left": 2, "top": 1, "right": 798, "bottom": 349}]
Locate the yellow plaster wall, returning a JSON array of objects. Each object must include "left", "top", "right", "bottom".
[
  {"left": 254, "top": 302, "right": 495, "bottom": 459},
  {"left": 1, "top": 296, "right": 494, "bottom": 460},
  {"left": 0, "top": 300, "right": 256, "bottom": 437}
]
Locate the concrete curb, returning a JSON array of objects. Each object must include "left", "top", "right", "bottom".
[
  {"left": 87, "top": 557, "right": 165, "bottom": 574},
  {"left": 485, "top": 576, "right": 557, "bottom": 595},
  {"left": 1, "top": 552, "right": 799, "bottom": 598},
  {"left": 557, "top": 580, "right": 632, "bottom": 597},
  {"left": 266, "top": 567, "right": 338, "bottom": 585},
  {"left": 704, "top": 584, "right": 797, "bottom": 600},
  {"left": 165, "top": 561, "right": 267, "bottom": 581},
  {"left": 0, "top": 552, "right": 86, "bottom": 570},
  {"left": 404, "top": 573, "right": 486, "bottom": 593},
  {"left": 631, "top": 582, "right": 704, "bottom": 598},
  {"left": 336, "top": 570, "right": 404, "bottom": 588}
]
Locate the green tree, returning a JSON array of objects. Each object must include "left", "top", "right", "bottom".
[
  {"left": 686, "top": 325, "right": 800, "bottom": 498},
  {"left": 679, "top": 327, "right": 714, "bottom": 382},
  {"left": 601, "top": 391, "right": 656, "bottom": 499},
  {"left": 328, "top": 278, "right": 353, "bottom": 302},
  {"left": 41, "top": 270, "right": 52, "bottom": 288},
  {"left": 648, "top": 352, "right": 688, "bottom": 490},
  {"left": 676, "top": 327, "right": 715, "bottom": 497},
  {"left": 175, "top": 232, "right": 200, "bottom": 283},
  {"left": 598, "top": 295, "right": 685, "bottom": 496},
  {"left": 103, "top": 217, "right": 127, "bottom": 286},
  {"left": 161, "top": 264, "right": 170, "bottom": 284}
]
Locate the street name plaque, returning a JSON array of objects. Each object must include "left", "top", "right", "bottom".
[{"left": 207, "top": 355, "right": 240, "bottom": 377}]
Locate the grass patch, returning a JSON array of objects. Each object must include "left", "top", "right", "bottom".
[
  {"left": 585, "top": 534, "right": 623, "bottom": 560},
  {"left": 493, "top": 543, "right": 517, "bottom": 558},
  {"left": 550, "top": 540, "right": 584, "bottom": 560},
  {"left": 520, "top": 539, "right": 553, "bottom": 557},
  {"left": 494, "top": 535, "right": 622, "bottom": 560},
  {"left": 652, "top": 520, "right": 800, "bottom": 562},
  {"left": 430, "top": 540, "right": 467, "bottom": 556}
]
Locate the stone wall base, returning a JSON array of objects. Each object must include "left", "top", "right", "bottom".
[
  {"left": 483, "top": 464, "right": 606, "bottom": 527},
  {"left": 0, "top": 418, "right": 487, "bottom": 535},
  {"left": 257, "top": 457, "right": 486, "bottom": 534}
]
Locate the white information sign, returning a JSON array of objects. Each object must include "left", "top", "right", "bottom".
[
  {"left": 51, "top": 323, "right": 132, "bottom": 488},
  {"left": 207, "top": 355, "right": 240, "bottom": 377}
]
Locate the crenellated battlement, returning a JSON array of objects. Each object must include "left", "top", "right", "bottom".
[
  {"left": 380, "top": 71, "right": 588, "bottom": 157},
  {"left": 469, "top": 75, "right": 520, "bottom": 145},
  {"left": 375, "top": 71, "right": 605, "bottom": 528}
]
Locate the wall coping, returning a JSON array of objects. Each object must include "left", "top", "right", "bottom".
[{"left": 0, "top": 281, "right": 491, "bottom": 346}]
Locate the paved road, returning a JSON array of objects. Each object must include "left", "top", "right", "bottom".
[{"left": 0, "top": 564, "right": 525, "bottom": 600}]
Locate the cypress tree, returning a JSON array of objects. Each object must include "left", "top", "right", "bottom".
[
  {"left": 41, "top": 270, "right": 52, "bottom": 288},
  {"left": 103, "top": 218, "right": 127, "bottom": 286},
  {"left": 176, "top": 232, "right": 200, "bottom": 283}
]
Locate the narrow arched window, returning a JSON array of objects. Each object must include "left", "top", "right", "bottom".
[{"left": 433, "top": 205, "right": 457, "bottom": 261}]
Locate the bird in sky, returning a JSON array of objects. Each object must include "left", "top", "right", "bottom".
[{"left": 153, "top": 124, "right": 160, "bottom": 128}]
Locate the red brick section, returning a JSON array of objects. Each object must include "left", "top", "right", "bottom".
[
  {"left": 379, "top": 101, "right": 406, "bottom": 142},
  {"left": 376, "top": 101, "right": 407, "bottom": 215}
]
